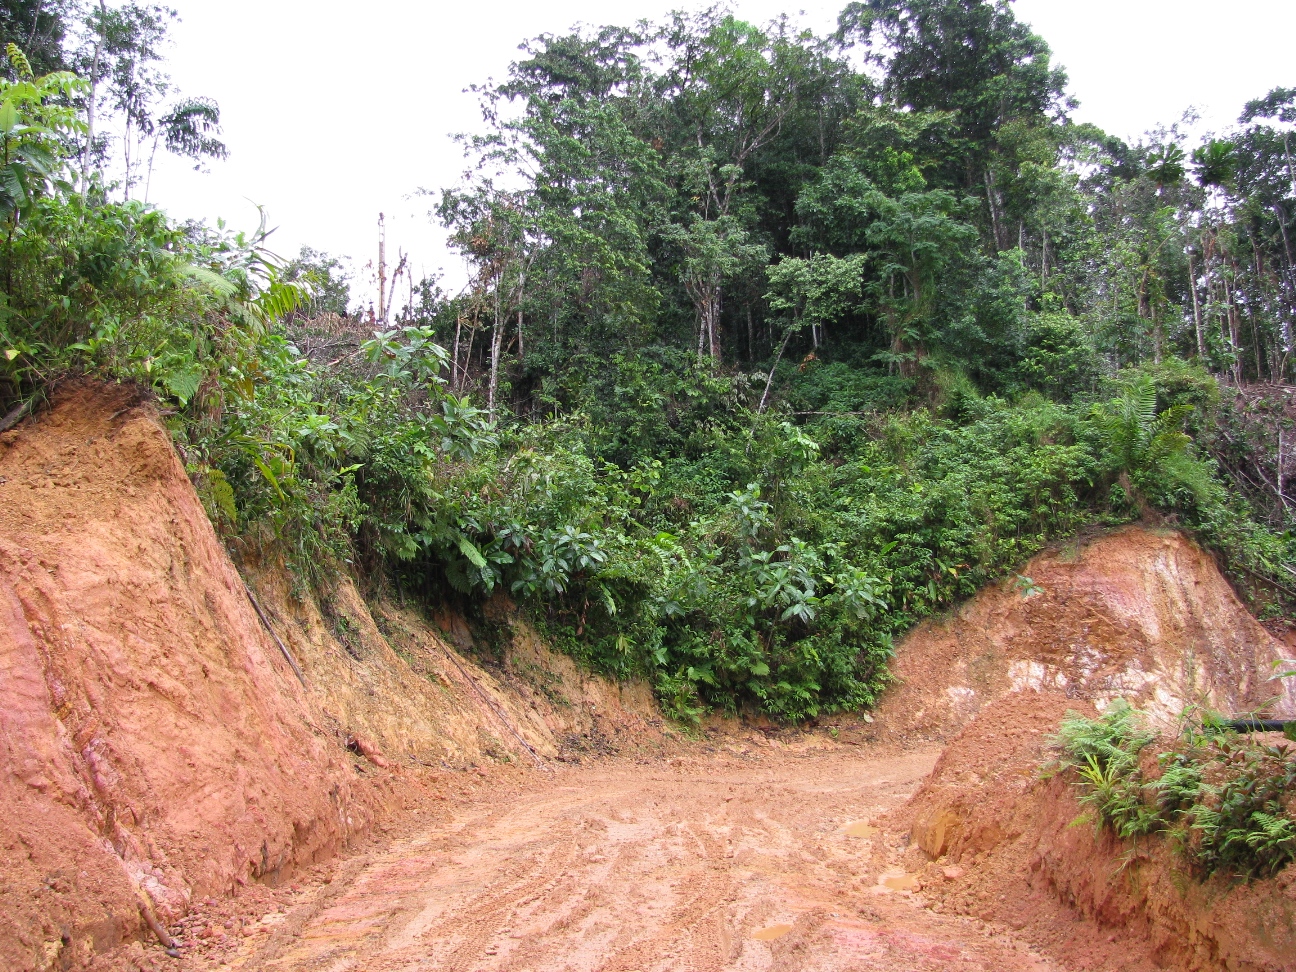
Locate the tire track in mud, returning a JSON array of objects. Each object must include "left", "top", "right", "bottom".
[
  {"left": 412, "top": 819, "right": 587, "bottom": 971},
  {"left": 204, "top": 747, "right": 1070, "bottom": 972}
]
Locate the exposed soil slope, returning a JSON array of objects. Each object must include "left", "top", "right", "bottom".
[
  {"left": 113, "top": 522, "right": 1296, "bottom": 972},
  {"left": 870, "top": 532, "right": 1296, "bottom": 971},
  {"left": 0, "top": 382, "right": 375, "bottom": 971},
  {"left": 874, "top": 527, "right": 1296, "bottom": 739},
  {"left": 0, "top": 382, "right": 660, "bottom": 972},
  {"left": 897, "top": 692, "right": 1296, "bottom": 972},
  {"left": 238, "top": 566, "right": 664, "bottom": 768}
]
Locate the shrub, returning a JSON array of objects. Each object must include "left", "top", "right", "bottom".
[{"left": 1053, "top": 703, "right": 1296, "bottom": 881}]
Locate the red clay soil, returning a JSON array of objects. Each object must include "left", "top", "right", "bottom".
[
  {"left": 873, "top": 526, "right": 1296, "bottom": 741},
  {"left": 895, "top": 691, "right": 1296, "bottom": 972},
  {"left": 870, "top": 530, "right": 1296, "bottom": 971},
  {"left": 95, "top": 714, "right": 1293, "bottom": 972},
  {"left": 101, "top": 742, "right": 1086, "bottom": 972},
  {"left": 0, "top": 383, "right": 401, "bottom": 971},
  {"left": 0, "top": 380, "right": 674, "bottom": 972}
]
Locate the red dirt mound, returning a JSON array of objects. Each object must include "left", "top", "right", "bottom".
[
  {"left": 874, "top": 527, "right": 1295, "bottom": 740},
  {"left": 895, "top": 692, "right": 1296, "bottom": 972}
]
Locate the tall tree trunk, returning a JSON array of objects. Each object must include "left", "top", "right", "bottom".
[
  {"left": 1152, "top": 297, "right": 1162, "bottom": 365},
  {"left": 884, "top": 275, "right": 902, "bottom": 375},
  {"left": 1218, "top": 280, "right": 1231, "bottom": 377},
  {"left": 462, "top": 320, "right": 477, "bottom": 393},
  {"left": 706, "top": 272, "right": 722, "bottom": 366},
  {"left": 488, "top": 289, "right": 503, "bottom": 416},
  {"left": 143, "top": 133, "right": 160, "bottom": 204},
  {"left": 746, "top": 304, "right": 754, "bottom": 364},
  {"left": 516, "top": 305, "right": 524, "bottom": 364},
  {"left": 1276, "top": 203, "right": 1296, "bottom": 269},
  {"left": 982, "top": 167, "right": 1003, "bottom": 251},
  {"left": 81, "top": 4, "right": 105, "bottom": 199},
  {"left": 1229, "top": 256, "right": 1244, "bottom": 384},
  {"left": 1284, "top": 134, "right": 1296, "bottom": 201},
  {"left": 693, "top": 273, "right": 723, "bottom": 366},
  {"left": 510, "top": 255, "right": 533, "bottom": 366},
  {"left": 1251, "top": 235, "right": 1271, "bottom": 381},
  {"left": 25, "top": 0, "right": 44, "bottom": 47},
  {"left": 122, "top": 116, "right": 132, "bottom": 200},
  {"left": 451, "top": 313, "right": 463, "bottom": 392},
  {"left": 1279, "top": 427, "right": 1287, "bottom": 510},
  {"left": 1249, "top": 302, "right": 1265, "bottom": 381},
  {"left": 377, "top": 214, "right": 387, "bottom": 324},
  {"left": 1222, "top": 273, "right": 1241, "bottom": 384},
  {"left": 1276, "top": 204, "right": 1295, "bottom": 379},
  {"left": 1188, "top": 247, "right": 1205, "bottom": 360},
  {"left": 758, "top": 328, "right": 794, "bottom": 414}
]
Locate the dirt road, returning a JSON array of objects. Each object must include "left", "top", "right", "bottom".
[{"left": 163, "top": 744, "right": 1072, "bottom": 972}]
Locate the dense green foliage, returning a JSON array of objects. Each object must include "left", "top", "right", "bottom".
[
  {"left": 0, "top": 1, "right": 1292, "bottom": 722},
  {"left": 1053, "top": 703, "right": 1296, "bottom": 881}
]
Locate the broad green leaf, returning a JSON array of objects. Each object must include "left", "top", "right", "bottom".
[{"left": 0, "top": 100, "right": 19, "bottom": 133}]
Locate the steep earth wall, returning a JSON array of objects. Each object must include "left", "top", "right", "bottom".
[
  {"left": 874, "top": 532, "right": 1296, "bottom": 971},
  {"left": 241, "top": 566, "right": 663, "bottom": 768},
  {"left": 6, "top": 381, "right": 1293, "bottom": 972},
  {"left": 874, "top": 526, "right": 1296, "bottom": 739},
  {"left": 896, "top": 693, "right": 1296, "bottom": 972},
  {"left": 0, "top": 382, "right": 661, "bottom": 972}
]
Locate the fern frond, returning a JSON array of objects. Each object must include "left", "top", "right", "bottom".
[{"left": 179, "top": 263, "right": 238, "bottom": 298}]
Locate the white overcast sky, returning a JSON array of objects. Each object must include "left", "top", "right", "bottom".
[{"left": 144, "top": 0, "right": 1296, "bottom": 309}]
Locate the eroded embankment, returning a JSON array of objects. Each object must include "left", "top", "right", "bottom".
[
  {"left": 889, "top": 692, "right": 1296, "bottom": 972},
  {"left": 872, "top": 532, "right": 1296, "bottom": 972},
  {"left": 0, "top": 382, "right": 662, "bottom": 972},
  {"left": 873, "top": 526, "right": 1296, "bottom": 739},
  {"left": 134, "top": 522, "right": 1296, "bottom": 972}
]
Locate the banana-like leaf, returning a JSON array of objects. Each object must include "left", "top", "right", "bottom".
[{"left": 250, "top": 454, "right": 285, "bottom": 499}]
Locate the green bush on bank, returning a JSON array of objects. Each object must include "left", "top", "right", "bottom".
[{"left": 1052, "top": 702, "right": 1296, "bottom": 881}]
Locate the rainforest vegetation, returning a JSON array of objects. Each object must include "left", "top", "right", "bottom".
[{"left": 1, "top": 0, "right": 1293, "bottom": 722}]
